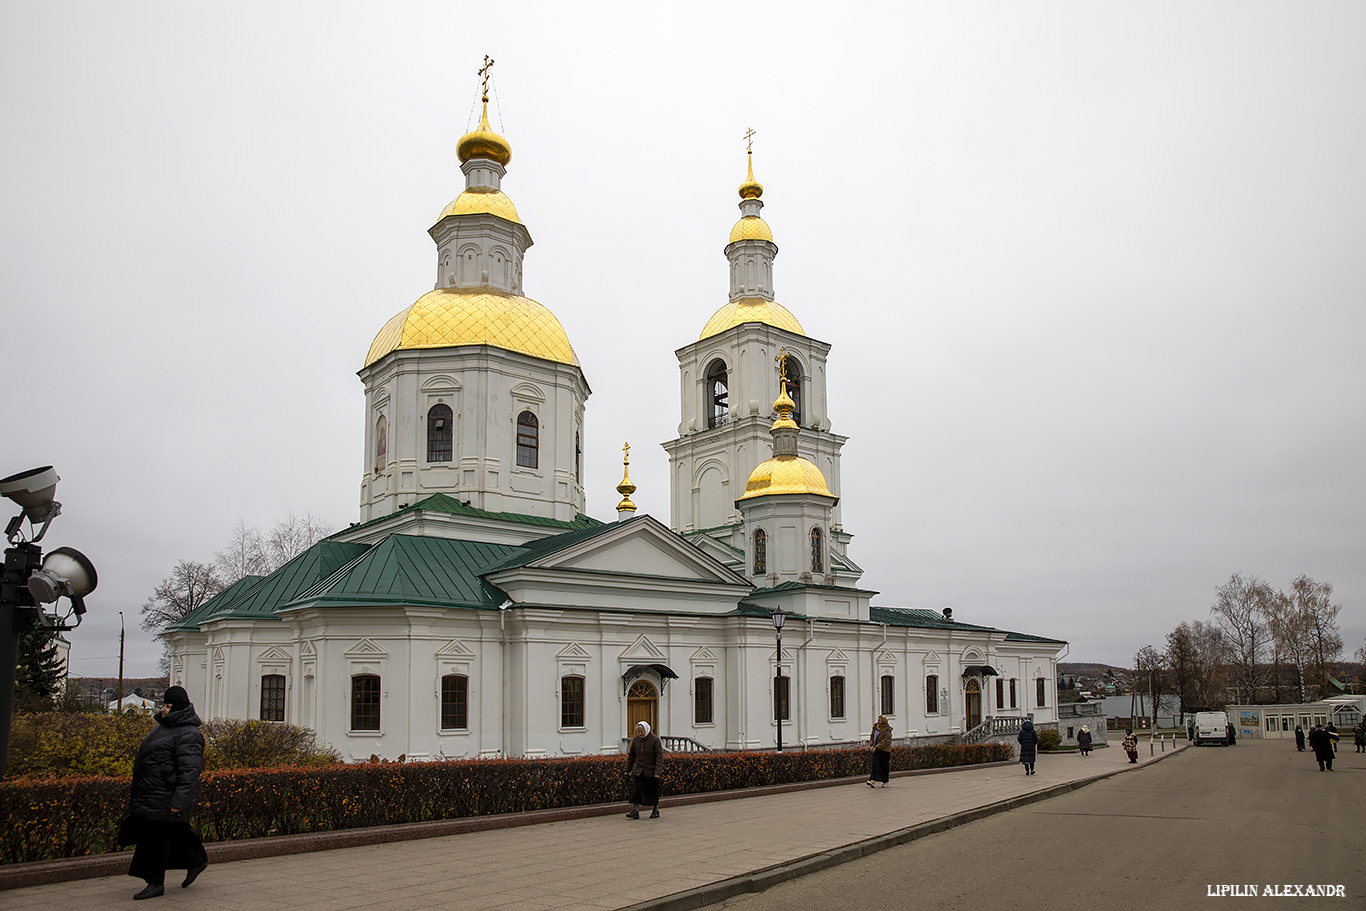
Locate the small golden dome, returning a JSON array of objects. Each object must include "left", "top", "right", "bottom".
[
  {"left": 772, "top": 383, "right": 798, "bottom": 430},
  {"left": 437, "top": 188, "right": 521, "bottom": 224},
  {"left": 737, "top": 456, "right": 834, "bottom": 501},
  {"left": 365, "top": 287, "right": 578, "bottom": 368},
  {"left": 738, "top": 151, "right": 763, "bottom": 199},
  {"left": 700, "top": 297, "right": 805, "bottom": 340},
  {"left": 457, "top": 103, "right": 512, "bottom": 166},
  {"left": 728, "top": 216, "right": 774, "bottom": 244}
]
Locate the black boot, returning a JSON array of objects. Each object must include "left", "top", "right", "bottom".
[
  {"left": 625, "top": 804, "right": 640, "bottom": 820},
  {"left": 649, "top": 808, "right": 660, "bottom": 819},
  {"left": 133, "top": 883, "right": 164, "bottom": 900},
  {"left": 182, "top": 862, "right": 207, "bottom": 888}
]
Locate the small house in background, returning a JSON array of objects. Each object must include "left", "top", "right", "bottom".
[{"left": 109, "top": 695, "right": 157, "bottom": 714}]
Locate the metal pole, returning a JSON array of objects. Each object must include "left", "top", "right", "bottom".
[
  {"left": 775, "top": 626, "right": 783, "bottom": 753},
  {"left": 117, "top": 611, "right": 124, "bottom": 714},
  {"left": 0, "top": 602, "right": 19, "bottom": 778}
]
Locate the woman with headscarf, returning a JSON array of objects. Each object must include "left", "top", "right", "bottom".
[
  {"left": 1076, "top": 725, "right": 1093, "bottom": 757},
  {"left": 121, "top": 686, "right": 208, "bottom": 900},
  {"left": 1017, "top": 718, "right": 1039, "bottom": 775},
  {"left": 867, "top": 715, "right": 892, "bottom": 787},
  {"left": 1122, "top": 728, "right": 1139, "bottom": 763},
  {"left": 625, "top": 721, "right": 664, "bottom": 819}
]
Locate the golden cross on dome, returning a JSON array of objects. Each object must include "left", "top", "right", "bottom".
[
  {"left": 744, "top": 127, "right": 757, "bottom": 153},
  {"left": 774, "top": 347, "right": 790, "bottom": 384},
  {"left": 478, "top": 55, "right": 496, "bottom": 101},
  {"left": 622, "top": 441, "right": 631, "bottom": 465}
]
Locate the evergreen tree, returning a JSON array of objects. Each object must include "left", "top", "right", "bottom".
[{"left": 15, "top": 627, "right": 66, "bottom": 710}]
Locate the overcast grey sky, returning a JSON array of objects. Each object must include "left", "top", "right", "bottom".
[{"left": 2, "top": 2, "right": 1362, "bottom": 678}]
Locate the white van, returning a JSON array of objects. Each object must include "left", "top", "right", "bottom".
[{"left": 1194, "top": 711, "right": 1230, "bottom": 746}]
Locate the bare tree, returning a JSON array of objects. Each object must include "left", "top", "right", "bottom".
[
  {"left": 1133, "top": 645, "right": 1166, "bottom": 728},
  {"left": 215, "top": 517, "right": 270, "bottom": 581},
  {"left": 140, "top": 560, "right": 226, "bottom": 632},
  {"left": 1290, "top": 575, "right": 1343, "bottom": 699},
  {"left": 1210, "top": 572, "right": 1273, "bottom": 704},
  {"left": 265, "top": 511, "right": 334, "bottom": 568}
]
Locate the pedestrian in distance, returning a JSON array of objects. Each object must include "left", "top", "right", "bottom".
[
  {"left": 1326, "top": 721, "right": 1338, "bottom": 753},
  {"left": 1307, "top": 724, "right": 1336, "bottom": 771},
  {"left": 1122, "top": 728, "right": 1139, "bottom": 763},
  {"left": 624, "top": 721, "right": 663, "bottom": 819},
  {"left": 1076, "top": 725, "right": 1093, "bottom": 757},
  {"left": 119, "top": 686, "right": 208, "bottom": 900},
  {"left": 867, "top": 714, "right": 892, "bottom": 787},
  {"left": 1017, "top": 718, "right": 1039, "bottom": 775},
  {"left": 1353, "top": 723, "right": 1365, "bottom": 754},
  {"left": 1226, "top": 722, "right": 1237, "bottom": 746},
  {"left": 1294, "top": 725, "right": 1305, "bottom": 751}
]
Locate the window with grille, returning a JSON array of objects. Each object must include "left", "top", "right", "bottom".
[
  {"left": 516, "top": 411, "right": 539, "bottom": 468},
  {"left": 774, "top": 674, "right": 790, "bottom": 721},
  {"left": 810, "top": 527, "right": 823, "bottom": 574},
  {"left": 706, "top": 360, "right": 729, "bottom": 428},
  {"left": 694, "top": 677, "right": 714, "bottom": 724},
  {"left": 561, "top": 675, "right": 584, "bottom": 728},
  {"left": 753, "top": 529, "right": 767, "bottom": 575},
  {"left": 925, "top": 675, "right": 939, "bottom": 714},
  {"left": 881, "top": 675, "right": 894, "bottom": 716},
  {"left": 427, "top": 404, "right": 453, "bottom": 462},
  {"left": 830, "top": 675, "right": 845, "bottom": 719},
  {"left": 1036, "top": 678, "right": 1047, "bottom": 708},
  {"left": 441, "top": 675, "right": 468, "bottom": 730},
  {"left": 351, "top": 674, "right": 380, "bottom": 731},
  {"left": 260, "top": 674, "right": 285, "bottom": 722}
]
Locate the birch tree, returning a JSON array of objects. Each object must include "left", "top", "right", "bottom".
[{"left": 1210, "top": 572, "right": 1273, "bottom": 704}]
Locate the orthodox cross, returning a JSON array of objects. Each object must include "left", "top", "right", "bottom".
[
  {"left": 774, "top": 347, "right": 791, "bottom": 385},
  {"left": 478, "top": 55, "right": 495, "bottom": 100},
  {"left": 744, "top": 127, "right": 757, "bottom": 153},
  {"left": 622, "top": 441, "right": 630, "bottom": 466}
]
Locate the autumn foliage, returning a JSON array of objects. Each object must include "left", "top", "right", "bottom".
[{"left": 0, "top": 741, "right": 1010, "bottom": 864}]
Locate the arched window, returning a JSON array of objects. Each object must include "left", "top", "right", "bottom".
[
  {"left": 561, "top": 675, "right": 585, "bottom": 728},
  {"left": 810, "top": 527, "right": 823, "bottom": 575},
  {"left": 881, "top": 674, "right": 895, "bottom": 716},
  {"left": 351, "top": 674, "right": 380, "bottom": 731},
  {"left": 694, "top": 676, "right": 714, "bottom": 724},
  {"left": 516, "top": 411, "right": 539, "bottom": 468},
  {"left": 260, "top": 674, "right": 285, "bottom": 722},
  {"left": 830, "top": 675, "right": 845, "bottom": 719},
  {"left": 706, "top": 360, "right": 729, "bottom": 428},
  {"left": 427, "top": 404, "right": 453, "bottom": 462},
  {"left": 784, "top": 355, "right": 803, "bottom": 426},
  {"left": 374, "top": 417, "right": 387, "bottom": 475},
  {"left": 441, "top": 674, "right": 468, "bottom": 730},
  {"left": 753, "top": 529, "right": 767, "bottom": 575},
  {"left": 926, "top": 675, "right": 939, "bottom": 714}
]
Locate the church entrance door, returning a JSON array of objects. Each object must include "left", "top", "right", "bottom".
[
  {"left": 965, "top": 678, "right": 982, "bottom": 730},
  {"left": 627, "top": 680, "right": 658, "bottom": 734}
]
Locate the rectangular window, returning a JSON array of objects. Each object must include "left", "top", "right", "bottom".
[
  {"left": 260, "top": 674, "right": 285, "bottom": 723},
  {"left": 1036, "top": 678, "right": 1047, "bottom": 708},
  {"left": 774, "top": 675, "right": 790, "bottom": 721},
  {"left": 996, "top": 677, "right": 1005, "bottom": 710},
  {"left": 829, "top": 675, "right": 845, "bottom": 719},
  {"left": 880, "top": 675, "right": 895, "bottom": 716},
  {"left": 694, "top": 677, "right": 714, "bottom": 724},
  {"left": 561, "top": 676, "right": 585, "bottom": 728},
  {"left": 925, "top": 675, "right": 939, "bottom": 714},
  {"left": 351, "top": 674, "right": 380, "bottom": 731},
  {"left": 441, "top": 675, "right": 468, "bottom": 730},
  {"left": 1010, "top": 678, "right": 1018, "bottom": 709}
]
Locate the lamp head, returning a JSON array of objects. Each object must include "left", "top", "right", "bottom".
[{"left": 771, "top": 607, "right": 786, "bottom": 631}]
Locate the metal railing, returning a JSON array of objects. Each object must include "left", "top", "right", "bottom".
[{"left": 660, "top": 736, "right": 709, "bottom": 753}]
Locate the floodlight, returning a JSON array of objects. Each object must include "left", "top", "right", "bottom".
[
  {"left": 0, "top": 466, "right": 61, "bottom": 540},
  {"left": 26, "top": 546, "right": 98, "bottom": 617}
]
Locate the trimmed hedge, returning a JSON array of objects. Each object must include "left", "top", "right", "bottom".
[{"left": 0, "top": 742, "right": 1011, "bottom": 864}]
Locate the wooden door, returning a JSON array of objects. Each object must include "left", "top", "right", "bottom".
[
  {"left": 627, "top": 680, "right": 658, "bottom": 734},
  {"left": 965, "top": 678, "right": 982, "bottom": 730}
]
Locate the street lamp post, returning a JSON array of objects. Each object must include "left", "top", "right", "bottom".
[{"left": 772, "top": 607, "right": 785, "bottom": 752}]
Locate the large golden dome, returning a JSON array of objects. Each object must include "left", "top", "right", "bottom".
[
  {"left": 699, "top": 297, "right": 805, "bottom": 340},
  {"left": 737, "top": 455, "right": 834, "bottom": 501},
  {"left": 728, "top": 216, "right": 773, "bottom": 243},
  {"left": 365, "top": 287, "right": 578, "bottom": 368},
  {"left": 437, "top": 188, "right": 521, "bottom": 224}
]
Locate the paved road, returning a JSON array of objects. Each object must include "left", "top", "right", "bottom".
[{"left": 705, "top": 741, "right": 1365, "bottom": 910}]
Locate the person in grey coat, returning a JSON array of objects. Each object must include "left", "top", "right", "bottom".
[
  {"left": 625, "top": 721, "right": 664, "bottom": 819},
  {"left": 120, "top": 686, "right": 208, "bottom": 899},
  {"left": 1017, "top": 718, "right": 1039, "bottom": 775}
]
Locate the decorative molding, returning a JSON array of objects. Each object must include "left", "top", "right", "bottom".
[
  {"left": 257, "top": 645, "right": 292, "bottom": 662},
  {"left": 690, "top": 645, "right": 718, "bottom": 662},
  {"left": 299, "top": 641, "right": 317, "bottom": 657},
  {"left": 826, "top": 648, "right": 850, "bottom": 663},
  {"left": 924, "top": 650, "right": 941, "bottom": 662},
  {"left": 620, "top": 636, "right": 665, "bottom": 661},
  {"left": 421, "top": 374, "right": 461, "bottom": 392},
  {"left": 344, "top": 638, "right": 389, "bottom": 658},
  {"left": 437, "top": 639, "right": 476, "bottom": 658},
  {"left": 557, "top": 641, "right": 592, "bottom": 660},
  {"left": 877, "top": 650, "right": 897, "bottom": 665},
  {"left": 510, "top": 382, "right": 545, "bottom": 403}
]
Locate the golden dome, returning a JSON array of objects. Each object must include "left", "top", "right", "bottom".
[
  {"left": 737, "top": 455, "right": 834, "bottom": 501},
  {"left": 739, "top": 151, "right": 763, "bottom": 199},
  {"left": 457, "top": 103, "right": 512, "bottom": 166},
  {"left": 365, "top": 287, "right": 579, "bottom": 368},
  {"left": 437, "top": 188, "right": 521, "bottom": 224},
  {"left": 729, "top": 216, "right": 774, "bottom": 244},
  {"left": 699, "top": 297, "right": 805, "bottom": 340}
]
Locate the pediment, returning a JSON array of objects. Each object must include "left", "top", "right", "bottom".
[
  {"left": 827, "top": 648, "right": 850, "bottom": 663},
  {"left": 962, "top": 647, "right": 985, "bottom": 661},
  {"left": 257, "top": 645, "right": 292, "bottom": 662},
  {"left": 510, "top": 382, "right": 545, "bottom": 403},
  {"left": 437, "top": 639, "right": 476, "bottom": 658},
  {"left": 299, "top": 640, "right": 317, "bottom": 657},
  {"left": 690, "top": 646, "right": 718, "bottom": 662},
  {"left": 557, "top": 641, "right": 592, "bottom": 660},
  {"left": 877, "top": 650, "right": 897, "bottom": 665},
  {"left": 924, "top": 650, "right": 941, "bottom": 663},
  {"left": 344, "top": 638, "right": 388, "bottom": 658},
  {"left": 523, "top": 516, "right": 748, "bottom": 586},
  {"left": 621, "top": 635, "right": 665, "bottom": 661},
  {"left": 774, "top": 647, "right": 796, "bottom": 662},
  {"left": 211, "top": 647, "right": 224, "bottom": 662},
  {"left": 421, "top": 374, "right": 461, "bottom": 392}
]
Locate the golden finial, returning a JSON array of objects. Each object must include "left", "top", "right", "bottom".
[
  {"left": 458, "top": 55, "right": 512, "bottom": 166},
  {"left": 616, "top": 442, "right": 637, "bottom": 513},
  {"left": 774, "top": 347, "right": 791, "bottom": 385},
  {"left": 739, "top": 128, "right": 764, "bottom": 200},
  {"left": 478, "top": 55, "right": 495, "bottom": 103}
]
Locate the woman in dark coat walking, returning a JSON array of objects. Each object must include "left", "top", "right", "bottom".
[
  {"left": 1294, "top": 726, "right": 1306, "bottom": 751},
  {"left": 1017, "top": 718, "right": 1039, "bottom": 775},
  {"left": 867, "top": 715, "right": 892, "bottom": 787},
  {"left": 1076, "top": 725, "right": 1093, "bottom": 757},
  {"left": 121, "top": 686, "right": 208, "bottom": 899},
  {"left": 625, "top": 721, "right": 664, "bottom": 819},
  {"left": 1308, "top": 724, "right": 1336, "bottom": 771}
]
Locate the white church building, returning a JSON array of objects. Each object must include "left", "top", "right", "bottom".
[{"left": 164, "top": 78, "right": 1065, "bottom": 761}]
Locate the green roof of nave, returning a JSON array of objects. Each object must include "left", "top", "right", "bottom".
[
  {"left": 194, "top": 541, "right": 372, "bottom": 623},
  {"left": 165, "top": 574, "right": 265, "bottom": 632},
  {"left": 336, "top": 493, "right": 602, "bottom": 540}
]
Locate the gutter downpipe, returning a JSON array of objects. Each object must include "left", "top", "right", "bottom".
[
  {"left": 797, "top": 617, "right": 817, "bottom": 749},
  {"left": 499, "top": 599, "right": 512, "bottom": 758}
]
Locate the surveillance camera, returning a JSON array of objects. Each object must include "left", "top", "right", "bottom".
[{"left": 26, "top": 546, "right": 98, "bottom": 612}]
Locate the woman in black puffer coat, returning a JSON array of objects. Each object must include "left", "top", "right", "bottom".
[{"left": 121, "top": 686, "right": 208, "bottom": 900}]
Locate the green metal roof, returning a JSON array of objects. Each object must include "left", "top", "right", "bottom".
[
  {"left": 280, "top": 534, "right": 523, "bottom": 611},
  {"left": 336, "top": 492, "right": 603, "bottom": 539},
  {"left": 871, "top": 606, "right": 997, "bottom": 631},
  {"left": 479, "top": 516, "right": 634, "bottom": 573},
  {"left": 1002, "top": 630, "right": 1067, "bottom": 644},
  {"left": 204, "top": 541, "right": 372, "bottom": 622},
  {"left": 164, "top": 574, "right": 264, "bottom": 632}
]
